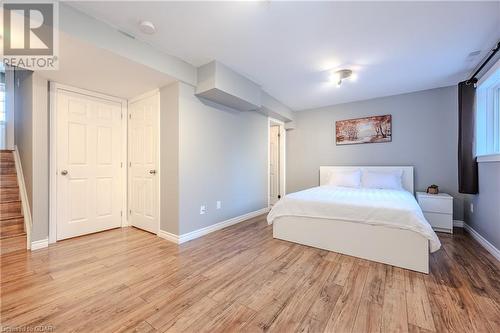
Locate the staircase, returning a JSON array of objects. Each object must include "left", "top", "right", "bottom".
[{"left": 0, "top": 150, "right": 27, "bottom": 254}]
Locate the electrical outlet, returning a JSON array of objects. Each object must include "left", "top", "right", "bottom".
[
  {"left": 200, "top": 205, "right": 207, "bottom": 215},
  {"left": 216, "top": 201, "right": 222, "bottom": 209},
  {"left": 470, "top": 203, "right": 474, "bottom": 213}
]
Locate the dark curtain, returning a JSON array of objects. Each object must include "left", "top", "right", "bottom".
[{"left": 458, "top": 80, "right": 478, "bottom": 194}]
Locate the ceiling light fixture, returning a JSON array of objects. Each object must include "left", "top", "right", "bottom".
[
  {"left": 332, "top": 69, "right": 354, "bottom": 87},
  {"left": 139, "top": 21, "right": 156, "bottom": 35}
]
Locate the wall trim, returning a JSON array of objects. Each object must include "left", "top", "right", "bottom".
[
  {"left": 158, "top": 207, "right": 270, "bottom": 244},
  {"left": 453, "top": 220, "right": 464, "bottom": 228},
  {"left": 13, "top": 146, "right": 31, "bottom": 250},
  {"left": 128, "top": 88, "right": 160, "bottom": 104},
  {"left": 157, "top": 230, "right": 179, "bottom": 243},
  {"left": 464, "top": 223, "right": 500, "bottom": 262},
  {"left": 31, "top": 238, "right": 48, "bottom": 251}
]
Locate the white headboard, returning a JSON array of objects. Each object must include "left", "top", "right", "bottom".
[{"left": 319, "top": 166, "right": 414, "bottom": 194}]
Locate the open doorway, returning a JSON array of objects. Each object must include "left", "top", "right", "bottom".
[{"left": 268, "top": 118, "right": 286, "bottom": 206}]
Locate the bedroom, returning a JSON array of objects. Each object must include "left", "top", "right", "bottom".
[{"left": 0, "top": 1, "right": 499, "bottom": 332}]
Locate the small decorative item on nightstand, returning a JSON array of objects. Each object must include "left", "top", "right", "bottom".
[
  {"left": 426, "top": 184, "right": 439, "bottom": 194},
  {"left": 416, "top": 192, "right": 453, "bottom": 234}
]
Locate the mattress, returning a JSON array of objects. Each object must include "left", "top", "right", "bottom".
[{"left": 267, "top": 186, "right": 441, "bottom": 252}]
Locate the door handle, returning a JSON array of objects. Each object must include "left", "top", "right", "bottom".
[
  {"left": 149, "top": 169, "right": 156, "bottom": 175},
  {"left": 61, "top": 170, "right": 68, "bottom": 176}
]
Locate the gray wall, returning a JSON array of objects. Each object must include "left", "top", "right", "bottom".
[
  {"left": 13, "top": 70, "right": 49, "bottom": 242},
  {"left": 462, "top": 56, "right": 500, "bottom": 251},
  {"left": 5, "top": 67, "right": 15, "bottom": 149},
  {"left": 464, "top": 163, "right": 500, "bottom": 249},
  {"left": 14, "top": 69, "right": 34, "bottom": 212},
  {"left": 31, "top": 74, "right": 49, "bottom": 242},
  {"left": 160, "top": 83, "right": 180, "bottom": 235},
  {"left": 286, "top": 86, "right": 465, "bottom": 220},
  {"left": 13, "top": 75, "right": 268, "bottom": 241},
  {"left": 177, "top": 83, "right": 268, "bottom": 234}
]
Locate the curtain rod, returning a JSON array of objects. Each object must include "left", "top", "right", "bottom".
[{"left": 466, "top": 41, "right": 500, "bottom": 85}]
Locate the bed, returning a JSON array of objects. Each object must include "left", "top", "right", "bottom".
[{"left": 267, "top": 166, "right": 441, "bottom": 273}]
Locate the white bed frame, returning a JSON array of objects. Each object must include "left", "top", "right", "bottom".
[{"left": 272, "top": 166, "right": 430, "bottom": 273}]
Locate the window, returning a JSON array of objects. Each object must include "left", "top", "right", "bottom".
[
  {"left": 476, "top": 61, "right": 500, "bottom": 158},
  {"left": 0, "top": 70, "right": 5, "bottom": 150},
  {"left": 0, "top": 80, "right": 5, "bottom": 123},
  {"left": 0, "top": 62, "right": 4, "bottom": 122}
]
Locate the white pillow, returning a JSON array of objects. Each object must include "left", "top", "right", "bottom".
[
  {"left": 362, "top": 170, "right": 403, "bottom": 190},
  {"left": 328, "top": 169, "right": 361, "bottom": 188}
]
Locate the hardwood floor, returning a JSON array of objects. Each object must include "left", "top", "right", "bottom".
[
  {"left": 1, "top": 215, "right": 499, "bottom": 332},
  {"left": 0, "top": 150, "right": 26, "bottom": 255}
]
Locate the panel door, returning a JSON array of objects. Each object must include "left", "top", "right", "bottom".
[
  {"left": 128, "top": 93, "right": 158, "bottom": 234},
  {"left": 57, "top": 90, "right": 123, "bottom": 240}
]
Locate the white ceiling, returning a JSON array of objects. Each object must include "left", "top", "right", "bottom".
[
  {"left": 39, "top": 32, "right": 175, "bottom": 99},
  {"left": 70, "top": 1, "right": 499, "bottom": 110}
]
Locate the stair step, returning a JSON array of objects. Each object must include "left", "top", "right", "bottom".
[
  {"left": 0, "top": 174, "right": 18, "bottom": 188},
  {"left": 0, "top": 167, "right": 17, "bottom": 175},
  {"left": 0, "top": 220, "right": 25, "bottom": 239},
  {"left": 0, "top": 216, "right": 24, "bottom": 226},
  {"left": 0, "top": 215, "right": 24, "bottom": 229},
  {"left": 0, "top": 187, "right": 20, "bottom": 202},
  {"left": 0, "top": 160, "right": 15, "bottom": 167},
  {"left": 0, "top": 201, "right": 22, "bottom": 220},
  {"left": 0, "top": 151, "right": 29, "bottom": 251},
  {"left": 0, "top": 152, "right": 14, "bottom": 162},
  {"left": 1, "top": 215, "right": 23, "bottom": 223}
]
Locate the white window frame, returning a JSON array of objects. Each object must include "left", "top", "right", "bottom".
[{"left": 476, "top": 59, "right": 500, "bottom": 163}]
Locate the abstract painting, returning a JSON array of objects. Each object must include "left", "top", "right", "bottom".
[{"left": 336, "top": 115, "right": 392, "bottom": 145}]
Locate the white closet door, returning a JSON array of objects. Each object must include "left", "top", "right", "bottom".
[
  {"left": 270, "top": 125, "right": 280, "bottom": 205},
  {"left": 56, "top": 90, "right": 123, "bottom": 240},
  {"left": 128, "top": 93, "right": 158, "bottom": 234}
]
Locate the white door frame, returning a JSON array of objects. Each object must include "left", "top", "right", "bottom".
[
  {"left": 267, "top": 117, "right": 286, "bottom": 207},
  {"left": 127, "top": 89, "right": 161, "bottom": 234},
  {"left": 49, "top": 83, "right": 128, "bottom": 244}
]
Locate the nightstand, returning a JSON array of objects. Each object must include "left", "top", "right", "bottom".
[{"left": 416, "top": 192, "right": 453, "bottom": 234}]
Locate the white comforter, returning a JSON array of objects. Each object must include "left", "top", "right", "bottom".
[{"left": 267, "top": 186, "right": 441, "bottom": 252}]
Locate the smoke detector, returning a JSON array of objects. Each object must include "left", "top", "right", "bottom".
[{"left": 139, "top": 21, "right": 156, "bottom": 35}]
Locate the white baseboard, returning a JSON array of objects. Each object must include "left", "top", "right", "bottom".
[
  {"left": 13, "top": 146, "right": 32, "bottom": 249},
  {"left": 157, "top": 229, "right": 179, "bottom": 243},
  {"left": 464, "top": 224, "right": 500, "bottom": 262},
  {"left": 158, "top": 207, "right": 270, "bottom": 244},
  {"left": 31, "top": 238, "right": 49, "bottom": 251},
  {"left": 453, "top": 220, "right": 464, "bottom": 228}
]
